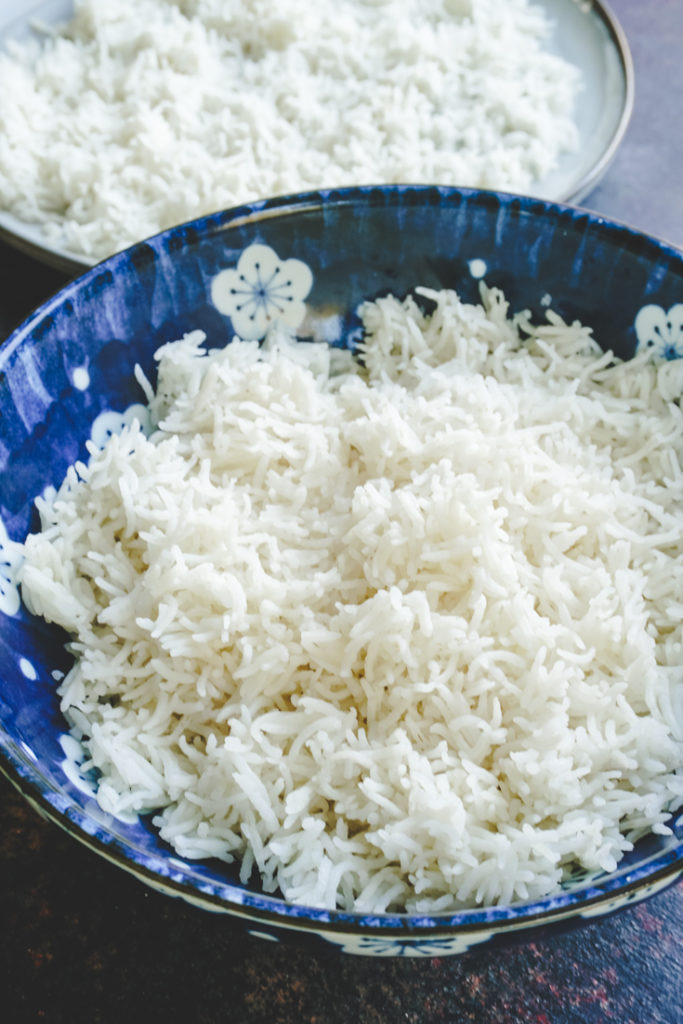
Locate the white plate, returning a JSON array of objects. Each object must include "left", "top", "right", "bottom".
[
  {"left": 538, "top": 0, "right": 633, "bottom": 204},
  {"left": 0, "top": 0, "right": 633, "bottom": 274}
]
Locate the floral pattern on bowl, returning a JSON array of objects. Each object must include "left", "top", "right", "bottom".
[
  {"left": 211, "top": 243, "right": 313, "bottom": 340},
  {"left": 635, "top": 303, "right": 683, "bottom": 360},
  {"left": 0, "top": 517, "right": 23, "bottom": 617}
]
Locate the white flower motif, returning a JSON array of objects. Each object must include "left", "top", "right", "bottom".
[
  {"left": 634, "top": 303, "right": 683, "bottom": 359},
  {"left": 90, "top": 403, "right": 151, "bottom": 449},
  {"left": 0, "top": 515, "right": 23, "bottom": 617},
  {"left": 317, "top": 928, "right": 494, "bottom": 957},
  {"left": 211, "top": 243, "right": 313, "bottom": 340}
]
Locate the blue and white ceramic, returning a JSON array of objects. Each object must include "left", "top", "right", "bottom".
[{"left": 1, "top": 185, "right": 682, "bottom": 958}]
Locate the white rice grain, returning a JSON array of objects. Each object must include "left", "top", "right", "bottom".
[
  {"left": 20, "top": 287, "right": 683, "bottom": 912},
  {"left": 0, "top": 0, "right": 581, "bottom": 259}
]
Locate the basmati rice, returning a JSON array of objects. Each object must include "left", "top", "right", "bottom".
[
  {"left": 0, "top": 0, "right": 581, "bottom": 259},
  {"left": 20, "top": 286, "right": 683, "bottom": 912}
]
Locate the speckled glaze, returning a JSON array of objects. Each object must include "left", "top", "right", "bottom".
[{"left": 0, "top": 185, "right": 682, "bottom": 957}]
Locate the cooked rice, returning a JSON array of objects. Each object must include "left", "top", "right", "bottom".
[
  {"left": 0, "top": 0, "right": 581, "bottom": 259},
  {"left": 20, "top": 286, "right": 683, "bottom": 913}
]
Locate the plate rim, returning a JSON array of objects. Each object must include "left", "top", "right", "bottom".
[{"left": 554, "top": 0, "right": 635, "bottom": 205}]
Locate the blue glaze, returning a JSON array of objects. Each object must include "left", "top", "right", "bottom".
[{"left": 0, "top": 185, "right": 682, "bottom": 957}]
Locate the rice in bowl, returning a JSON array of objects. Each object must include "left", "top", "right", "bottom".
[{"left": 19, "top": 285, "right": 683, "bottom": 914}]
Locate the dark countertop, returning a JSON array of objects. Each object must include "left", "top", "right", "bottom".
[{"left": 1, "top": 2, "right": 682, "bottom": 1021}]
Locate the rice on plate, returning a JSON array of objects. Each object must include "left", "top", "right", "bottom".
[
  {"left": 0, "top": 0, "right": 581, "bottom": 260},
  {"left": 19, "top": 284, "right": 683, "bottom": 914}
]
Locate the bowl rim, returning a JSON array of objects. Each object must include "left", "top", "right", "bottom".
[{"left": 1, "top": 182, "right": 682, "bottom": 938}]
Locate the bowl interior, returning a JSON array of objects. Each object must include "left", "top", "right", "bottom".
[{"left": 1, "top": 186, "right": 682, "bottom": 941}]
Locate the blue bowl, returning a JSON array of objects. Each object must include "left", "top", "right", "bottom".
[{"left": 1, "top": 185, "right": 682, "bottom": 957}]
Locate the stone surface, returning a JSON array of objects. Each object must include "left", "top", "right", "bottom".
[{"left": 1, "top": 772, "right": 682, "bottom": 1024}]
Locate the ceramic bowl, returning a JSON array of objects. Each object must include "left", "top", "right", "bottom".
[{"left": 1, "top": 185, "right": 681, "bottom": 957}]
